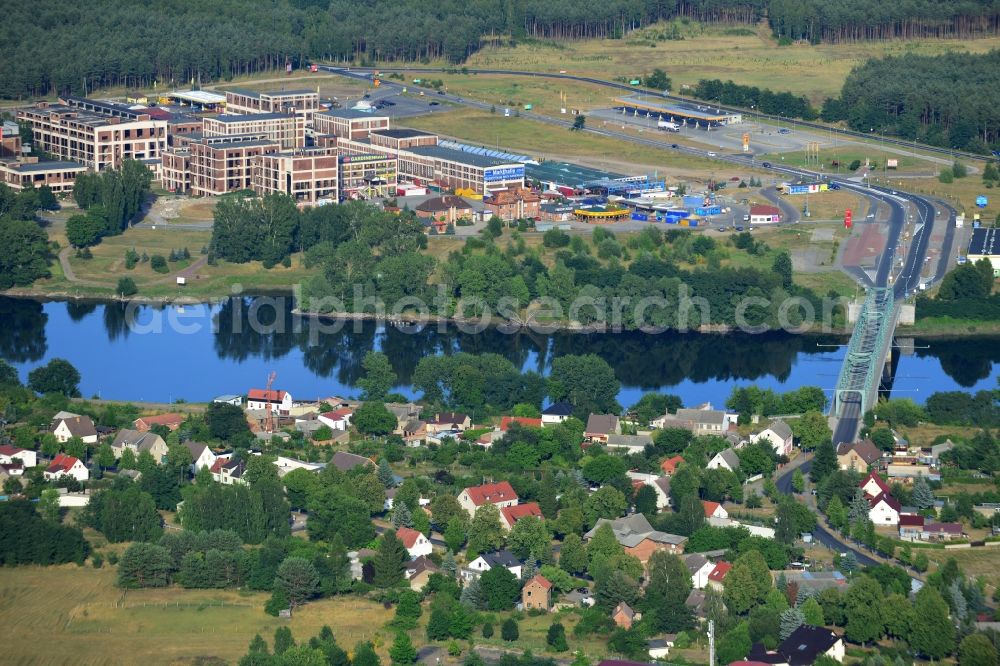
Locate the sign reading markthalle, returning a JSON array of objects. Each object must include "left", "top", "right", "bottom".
[
  {"left": 976, "top": 195, "right": 988, "bottom": 208},
  {"left": 484, "top": 165, "right": 526, "bottom": 182}
]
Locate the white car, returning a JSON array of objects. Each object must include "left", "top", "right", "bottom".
[{"left": 708, "top": 152, "right": 717, "bottom": 157}]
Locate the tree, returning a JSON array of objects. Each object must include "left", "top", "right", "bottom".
[
  {"left": 467, "top": 502, "right": 504, "bottom": 554},
  {"left": 307, "top": 487, "right": 374, "bottom": 547},
  {"left": 911, "top": 476, "right": 934, "bottom": 509},
  {"left": 772, "top": 251, "right": 793, "bottom": 289},
  {"left": 116, "top": 542, "right": 174, "bottom": 588},
  {"left": 394, "top": 590, "right": 423, "bottom": 629},
  {"left": 353, "top": 402, "right": 397, "bottom": 436},
  {"left": 357, "top": 352, "right": 397, "bottom": 401},
  {"left": 66, "top": 213, "right": 105, "bottom": 247},
  {"left": 507, "top": 516, "right": 550, "bottom": 562},
  {"left": 595, "top": 570, "right": 640, "bottom": 610},
  {"left": 275, "top": 557, "right": 320, "bottom": 611},
  {"left": 378, "top": 458, "right": 395, "bottom": 488},
  {"left": 958, "top": 633, "right": 998, "bottom": 666},
  {"left": 501, "top": 618, "right": 519, "bottom": 641},
  {"left": 38, "top": 488, "right": 62, "bottom": 522},
  {"left": 373, "top": 531, "right": 408, "bottom": 588},
  {"left": 843, "top": 576, "right": 885, "bottom": 644},
  {"left": 274, "top": 627, "right": 295, "bottom": 654},
  {"left": 779, "top": 607, "right": 805, "bottom": 640},
  {"left": 206, "top": 402, "right": 250, "bottom": 441},
  {"left": 583, "top": 486, "right": 627, "bottom": 526},
  {"left": 810, "top": 439, "right": 838, "bottom": 482},
  {"left": 548, "top": 354, "right": 620, "bottom": 417},
  {"left": 37, "top": 185, "right": 58, "bottom": 210},
  {"left": 801, "top": 596, "right": 824, "bottom": 626},
  {"left": 677, "top": 494, "right": 706, "bottom": 536},
  {"left": 480, "top": 565, "right": 522, "bottom": 610},
  {"left": 791, "top": 469, "right": 805, "bottom": 493},
  {"left": 389, "top": 633, "right": 416, "bottom": 666},
  {"left": 0, "top": 218, "right": 51, "bottom": 289},
  {"left": 825, "top": 495, "right": 848, "bottom": 531},
  {"left": 444, "top": 517, "right": 467, "bottom": 553},
  {"left": 547, "top": 622, "right": 569, "bottom": 651},
  {"left": 354, "top": 642, "right": 382, "bottom": 666},
  {"left": 572, "top": 115, "right": 586, "bottom": 131},
  {"left": 644, "top": 68, "right": 671, "bottom": 91},
  {"left": 559, "top": 533, "right": 588, "bottom": 575},
  {"left": 27, "top": 358, "right": 80, "bottom": 396},
  {"left": 644, "top": 551, "right": 694, "bottom": 631},
  {"left": 724, "top": 562, "right": 759, "bottom": 615},
  {"left": 910, "top": 585, "right": 955, "bottom": 660}
]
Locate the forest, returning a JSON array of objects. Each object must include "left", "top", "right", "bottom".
[{"left": 4, "top": 0, "right": 1000, "bottom": 99}]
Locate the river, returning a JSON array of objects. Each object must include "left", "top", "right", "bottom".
[{"left": 1, "top": 296, "right": 998, "bottom": 407}]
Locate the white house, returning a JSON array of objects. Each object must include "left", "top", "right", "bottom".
[
  {"left": 753, "top": 420, "right": 794, "bottom": 458},
  {"left": 185, "top": 442, "right": 218, "bottom": 472},
  {"left": 541, "top": 402, "right": 574, "bottom": 425},
  {"left": 272, "top": 455, "right": 324, "bottom": 477},
  {"left": 247, "top": 388, "right": 294, "bottom": 414},
  {"left": 626, "top": 472, "right": 672, "bottom": 510},
  {"left": 684, "top": 553, "right": 716, "bottom": 590},
  {"left": 44, "top": 454, "right": 89, "bottom": 482},
  {"left": 396, "top": 526, "right": 433, "bottom": 559},
  {"left": 213, "top": 394, "right": 243, "bottom": 407},
  {"left": 457, "top": 481, "right": 518, "bottom": 517},
  {"left": 111, "top": 430, "right": 168, "bottom": 463},
  {"left": 860, "top": 470, "right": 891, "bottom": 499},
  {"left": 868, "top": 493, "right": 901, "bottom": 526},
  {"left": 703, "top": 500, "right": 729, "bottom": 520},
  {"left": 0, "top": 445, "right": 37, "bottom": 468},
  {"left": 707, "top": 448, "right": 740, "bottom": 472},
  {"left": 318, "top": 408, "right": 353, "bottom": 430},
  {"left": 464, "top": 549, "right": 522, "bottom": 580},
  {"left": 52, "top": 414, "right": 98, "bottom": 445}
]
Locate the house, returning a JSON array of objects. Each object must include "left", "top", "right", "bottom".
[
  {"left": 653, "top": 408, "right": 727, "bottom": 436},
  {"left": 684, "top": 553, "right": 715, "bottom": 590},
  {"left": 387, "top": 402, "right": 422, "bottom": 430},
  {"left": 707, "top": 448, "right": 740, "bottom": 473},
  {"left": 612, "top": 602, "right": 639, "bottom": 630},
  {"left": 499, "top": 416, "right": 543, "bottom": 431},
  {"left": 273, "top": 456, "right": 324, "bottom": 477},
  {"left": 457, "top": 481, "right": 518, "bottom": 517},
  {"left": 585, "top": 414, "right": 620, "bottom": 443},
  {"left": 625, "top": 473, "right": 671, "bottom": 510},
  {"left": 584, "top": 513, "right": 687, "bottom": 562},
  {"left": 318, "top": 408, "right": 353, "bottom": 430},
  {"left": 426, "top": 412, "right": 471, "bottom": 434},
  {"left": 703, "top": 500, "right": 729, "bottom": 520},
  {"left": 898, "top": 514, "right": 925, "bottom": 540},
  {"left": 396, "top": 526, "right": 433, "bottom": 558},
  {"left": 859, "top": 470, "right": 891, "bottom": 499},
  {"left": 0, "top": 444, "right": 36, "bottom": 468},
  {"left": 52, "top": 414, "right": 98, "bottom": 444},
  {"left": 706, "top": 561, "right": 732, "bottom": 592},
  {"left": 484, "top": 187, "right": 541, "bottom": 222},
  {"left": 922, "top": 522, "right": 964, "bottom": 541},
  {"left": 500, "top": 502, "right": 544, "bottom": 531},
  {"left": 330, "top": 451, "right": 376, "bottom": 473},
  {"left": 400, "top": 419, "right": 427, "bottom": 446},
  {"left": 748, "top": 204, "right": 782, "bottom": 225},
  {"left": 0, "top": 462, "right": 24, "bottom": 480},
  {"left": 415, "top": 195, "right": 474, "bottom": 230},
  {"left": 647, "top": 637, "right": 676, "bottom": 660},
  {"left": 541, "top": 402, "right": 574, "bottom": 425},
  {"left": 605, "top": 433, "right": 654, "bottom": 454},
  {"left": 185, "top": 441, "right": 218, "bottom": 472},
  {"left": 404, "top": 555, "right": 439, "bottom": 591},
  {"left": 464, "top": 550, "right": 522, "bottom": 580},
  {"left": 776, "top": 625, "right": 844, "bottom": 665},
  {"left": 213, "top": 394, "right": 243, "bottom": 407},
  {"left": 868, "top": 492, "right": 901, "bottom": 526},
  {"left": 247, "top": 388, "right": 294, "bottom": 414},
  {"left": 211, "top": 457, "right": 248, "bottom": 485},
  {"left": 754, "top": 420, "right": 793, "bottom": 458},
  {"left": 836, "top": 440, "right": 882, "bottom": 471},
  {"left": 133, "top": 412, "right": 184, "bottom": 432},
  {"left": 776, "top": 570, "right": 846, "bottom": 594},
  {"left": 522, "top": 574, "right": 552, "bottom": 611},
  {"left": 685, "top": 589, "right": 707, "bottom": 617},
  {"left": 44, "top": 453, "right": 89, "bottom": 482},
  {"left": 660, "top": 455, "right": 686, "bottom": 475},
  {"left": 111, "top": 429, "right": 168, "bottom": 462}
]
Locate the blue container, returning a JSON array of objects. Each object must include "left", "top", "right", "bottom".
[{"left": 631, "top": 212, "right": 649, "bottom": 222}]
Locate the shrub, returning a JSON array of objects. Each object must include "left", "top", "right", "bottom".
[
  {"left": 116, "top": 277, "right": 138, "bottom": 297},
  {"left": 501, "top": 618, "right": 519, "bottom": 641},
  {"left": 150, "top": 255, "right": 168, "bottom": 273}
]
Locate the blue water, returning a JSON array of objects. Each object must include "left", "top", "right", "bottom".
[{"left": 2, "top": 297, "right": 997, "bottom": 407}]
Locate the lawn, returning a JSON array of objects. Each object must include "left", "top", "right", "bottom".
[
  {"left": 763, "top": 145, "right": 938, "bottom": 174},
  {"left": 924, "top": 547, "right": 1000, "bottom": 589},
  {"left": 0, "top": 565, "right": 394, "bottom": 666}
]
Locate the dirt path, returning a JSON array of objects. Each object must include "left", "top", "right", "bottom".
[{"left": 58, "top": 247, "right": 208, "bottom": 288}]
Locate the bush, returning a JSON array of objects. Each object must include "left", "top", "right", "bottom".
[
  {"left": 847, "top": 160, "right": 862, "bottom": 171},
  {"left": 938, "top": 168, "right": 954, "bottom": 184},
  {"left": 952, "top": 161, "right": 968, "bottom": 178},
  {"left": 124, "top": 249, "right": 139, "bottom": 270},
  {"left": 92, "top": 552, "right": 104, "bottom": 568},
  {"left": 482, "top": 622, "right": 494, "bottom": 638},
  {"left": 150, "top": 255, "right": 168, "bottom": 273},
  {"left": 543, "top": 228, "right": 571, "bottom": 248},
  {"left": 501, "top": 618, "right": 519, "bottom": 641},
  {"left": 116, "top": 277, "right": 138, "bottom": 297}
]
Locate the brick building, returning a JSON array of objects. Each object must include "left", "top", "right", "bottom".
[
  {"left": 162, "top": 135, "right": 279, "bottom": 196},
  {"left": 203, "top": 113, "right": 305, "bottom": 150},
  {"left": 313, "top": 109, "right": 390, "bottom": 140},
  {"left": 224, "top": 89, "right": 319, "bottom": 121},
  {"left": 485, "top": 187, "right": 541, "bottom": 221},
  {"left": 252, "top": 148, "right": 339, "bottom": 206}
]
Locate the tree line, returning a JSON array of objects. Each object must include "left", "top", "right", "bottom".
[{"left": 68, "top": 161, "right": 153, "bottom": 248}]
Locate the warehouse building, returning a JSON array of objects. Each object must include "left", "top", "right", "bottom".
[
  {"left": 18, "top": 97, "right": 168, "bottom": 170},
  {"left": 224, "top": 89, "right": 319, "bottom": 120},
  {"left": 202, "top": 113, "right": 305, "bottom": 149},
  {"left": 968, "top": 227, "right": 1000, "bottom": 275},
  {"left": 252, "top": 147, "right": 339, "bottom": 206},
  {"left": 313, "top": 109, "right": 390, "bottom": 140}
]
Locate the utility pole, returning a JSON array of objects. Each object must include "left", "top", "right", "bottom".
[{"left": 708, "top": 620, "right": 715, "bottom": 666}]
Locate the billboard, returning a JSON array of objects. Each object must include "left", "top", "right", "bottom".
[
  {"left": 484, "top": 165, "right": 525, "bottom": 183},
  {"left": 845, "top": 208, "right": 852, "bottom": 229},
  {"left": 788, "top": 183, "right": 829, "bottom": 195}
]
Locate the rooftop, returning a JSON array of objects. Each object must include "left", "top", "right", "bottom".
[
  {"left": 1, "top": 160, "right": 86, "bottom": 173},
  {"left": 168, "top": 90, "right": 227, "bottom": 105},
  {"left": 372, "top": 128, "right": 435, "bottom": 140},
  {"left": 209, "top": 113, "right": 293, "bottom": 123},
  {"left": 615, "top": 96, "right": 736, "bottom": 121},
  {"left": 316, "top": 109, "right": 391, "bottom": 120},
  {"left": 409, "top": 144, "right": 522, "bottom": 169}
]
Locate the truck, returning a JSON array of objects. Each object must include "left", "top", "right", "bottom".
[{"left": 657, "top": 120, "right": 680, "bottom": 132}]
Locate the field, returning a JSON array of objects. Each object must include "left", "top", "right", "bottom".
[
  {"left": 924, "top": 547, "right": 1000, "bottom": 589},
  {"left": 0, "top": 565, "right": 393, "bottom": 666},
  {"left": 763, "top": 145, "right": 938, "bottom": 174}
]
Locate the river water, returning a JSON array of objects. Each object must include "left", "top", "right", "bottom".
[{"left": 2, "top": 296, "right": 997, "bottom": 407}]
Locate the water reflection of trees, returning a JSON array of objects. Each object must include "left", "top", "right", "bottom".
[
  {"left": 0, "top": 297, "right": 47, "bottom": 362},
  {"left": 916, "top": 337, "right": 1000, "bottom": 387}
]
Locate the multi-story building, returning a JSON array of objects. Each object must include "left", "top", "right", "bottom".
[
  {"left": 18, "top": 97, "right": 167, "bottom": 170},
  {"left": 224, "top": 89, "right": 319, "bottom": 121},
  {"left": 369, "top": 128, "right": 438, "bottom": 151},
  {"left": 0, "top": 157, "right": 86, "bottom": 194},
  {"left": 338, "top": 154, "right": 397, "bottom": 200},
  {"left": 252, "top": 147, "right": 339, "bottom": 206},
  {"left": 402, "top": 145, "right": 525, "bottom": 196},
  {"left": 1, "top": 121, "right": 21, "bottom": 158},
  {"left": 203, "top": 113, "right": 304, "bottom": 150},
  {"left": 162, "top": 134, "right": 279, "bottom": 196},
  {"left": 485, "top": 187, "right": 542, "bottom": 221},
  {"left": 313, "top": 109, "right": 390, "bottom": 140}
]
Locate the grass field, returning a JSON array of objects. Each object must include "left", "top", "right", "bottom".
[
  {"left": 763, "top": 146, "right": 938, "bottom": 173},
  {"left": 0, "top": 565, "right": 394, "bottom": 666},
  {"left": 924, "top": 547, "right": 1000, "bottom": 588}
]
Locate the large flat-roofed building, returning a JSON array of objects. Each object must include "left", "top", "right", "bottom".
[
  {"left": 614, "top": 96, "right": 742, "bottom": 127},
  {"left": 252, "top": 148, "right": 339, "bottom": 206},
  {"left": 18, "top": 98, "right": 168, "bottom": 170},
  {"left": 968, "top": 227, "right": 1000, "bottom": 275},
  {"left": 225, "top": 89, "right": 319, "bottom": 121},
  {"left": 314, "top": 110, "right": 390, "bottom": 140},
  {"left": 338, "top": 154, "right": 397, "bottom": 201},
  {"left": 369, "top": 128, "right": 439, "bottom": 151},
  {"left": 163, "top": 134, "right": 279, "bottom": 196},
  {"left": 403, "top": 145, "right": 525, "bottom": 195},
  {"left": 203, "top": 113, "right": 304, "bottom": 150},
  {"left": 0, "top": 158, "right": 87, "bottom": 194}
]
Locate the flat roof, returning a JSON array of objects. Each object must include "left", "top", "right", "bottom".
[
  {"left": 207, "top": 112, "right": 292, "bottom": 123},
  {"left": 969, "top": 227, "right": 1000, "bottom": 256},
  {"left": 2, "top": 159, "right": 87, "bottom": 173},
  {"left": 226, "top": 88, "right": 316, "bottom": 99},
  {"left": 408, "top": 145, "right": 522, "bottom": 169},
  {"left": 317, "top": 109, "right": 391, "bottom": 120},
  {"left": 202, "top": 138, "right": 278, "bottom": 150},
  {"left": 372, "top": 128, "right": 436, "bottom": 139},
  {"left": 526, "top": 161, "right": 624, "bottom": 187},
  {"left": 615, "top": 96, "right": 734, "bottom": 121},
  {"left": 167, "top": 90, "right": 227, "bottom": 105}
]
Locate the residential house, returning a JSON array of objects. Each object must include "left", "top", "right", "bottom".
[
  {"left": 44, "top": 453, "right": 89, "bottom": 482},
  {"left": 626, "top": 472, "right": 671, "bottom": 510},
  {"left": 703, "top": 500, "right": 729, "bottom": 520},
  {"left": 185, "top": 441, "right": 218, "bottom": 472},
  {"left": 0, "top": 445, "right": 37, "bottom": 468},
  {"left": 868, "top": 492, "right": 901, "bottom": 526},
  {"left": 415, "top": 195, "right": 475, "bottom": 231},
  {"left": 111, "top": 429, "right": 168, "bottom": 463},
  {"left": 484, "top": 187, "right": 541, "bottom": 222},
  {"left": 647, "top": 637, "right": 675, "bottom": 660},
  {"left": 500, "top": 502, "right": 544, "bottom": 531},
  {"left": 0, "top": 462, "right": 24, "bottom": 481},
  {"left": 247, "top": 388, "right": 294, "bottom": 414},
  {"left": 706, "top": 561, "right": 732, "bottom": 592},
  {"left": 761, "top": 625, "right": 845, "bottom": 665},
  {"left": 653, "top": 407, "right": 728, "bottom": 436},
  {"left": 541, "top": 402, "right": 574, "bottom": 425},
  {"left": 898, "top": 514, "right": 925, "bottom": 541},
  {"left": 684, "top": 553, "right": 715, "bottom": 590},
  {"left": 318, "top": 408, "right": 353, "bottom": 430},
  {"left": 754, "top": 420, "right": 794, "bottom": 458},
  {"left": 923, "top": 522, "right": 964, "bottom": 541},
  {"left": 500, "top": 416, "right": 543, "bottom": 431},
  {"left": 612, "top": 602, "right": 639, "bottom": 630},
  {"left": 585, "top": 414, "right": 620, "bottom": 443},
  {"left": 426, "top": 412, "right": 471, "bottom": 434},
  {"left": 400, "top": 419, "right": 427, "bottom": 446},
  {"left": 836, "top": 440, "right": 882, "bottom": 471},
  {"left": 330, "top": 451, "right": 376, "bottom": 473},
  {"left": 660, "top": 455, "right": 686, "bottom": 475},
  {"left": 859, "top": 470, "right": 891, "bottom": 499},
  {"left": 685, "top": 589, "right": 707, "bottom": 617},
  {"left": 387, "top": 402, "right": 422, "bottom": 431},
  {"left": 133, "top": 413, "right": 184, "bottom": 432},
  {"left": 273, "top": 456, "right": 324, "bottom": 478},
  {"left": 707, "top": 448, "right": 740, "bottom": 473},
  {"left": 396, "top": 526, "right": 433, "bottom": 559},
  {"left": 213, "top": 394, "right": 243, "bottom": 407},
  {"left": 404, "top": 555, "right": 439, "bottom": 591},
  {"left": 522, "top": 574, "right": 552, "bottom": 611},
  {"left": 464, "top": 550, "right": 522, "bottom": 580},
  {"left": 605, "top": 433, "right": 653, "bottom": 454},
  {"left": 457, "top": 481, "right": 518, "bottom": 517},
  {"left": 776, "top": 570, "right": 847, "bottom": 595},
  {"left": 211, "top": 457, "right": 248, "bottom": 485},
  {"left": 52, "top": 414, "right": 98, "bottom": 444},
  {"left": 584, "top": 513, "right": 687, "bottom": 562}
]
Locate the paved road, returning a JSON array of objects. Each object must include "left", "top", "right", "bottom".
[{"left": 760, "top": 186, "right": 800, "bottom": 224}]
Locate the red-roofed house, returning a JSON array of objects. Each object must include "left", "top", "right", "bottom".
[
  {"left": 660, "top": 455, "right": 685, "bottom": 475},
  {"left": 860, "top": 470, "right": 891, "bottom": 499},
  {"left": 923, "top": 522, "right": 964, "bottom": 541},
  {"left": 522, "top": 574, "right": 552, "bottom": 611},
  {"left": 247, "top": 389, "right": 294, "bottom": 414},
  {"left": 396, "top": 526, "right": 433, "bottom": 558},
  {"left": 898, "top": 514, "right": 925, "bottom": 540},
  {"left": 134, "top": 413, "right": 184, "bottom": 432},
  {"left": 749, "top": 205, "right": 781, "bottom": 225},
  {"left": 500, "top": 416, "right": 543, "bottom": 431},
  {"left": 0, "top": 444, "right": 37, "bottom": 468},
  {"left": 703, "top": 500, "right": 729, "bottom": 520},
  {"left": 500, "top": 502, "right": 543, "bottom": 531},
  {"left": 44, "top": 453, "right": 88, "bottom": 482},
  {"left": 707, "top": 561, "right": 732, "bottom": 592},
  {"left": 318, "top": 408, "right": 353, "bottom": 430},
  {"left": 868, "top": 492, "right": 901, "bottom": 526},
  {"left": 457, "top": 481, "right": 519, "bottom": 517}
]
